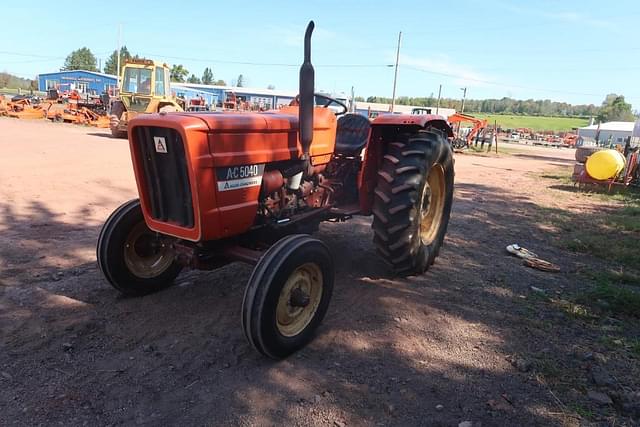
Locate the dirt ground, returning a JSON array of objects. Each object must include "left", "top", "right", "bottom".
[{"left": 0, "top": 118, "right": 637, "bottom": 426}]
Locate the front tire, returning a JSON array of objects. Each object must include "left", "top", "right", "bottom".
[
  {"left": 242, "top": 235, "right": 334, "bottom": 359},
  {"left": 109, "top": 101, "right": 127, "bottom": 138},
  {"left": 372, "top": 129, "right": 454, "bottom": 275},
  {"left": 97, "top": 199, "right": 182, "bottom": 296},
  {"left": 110, "top": 125, "right": 127, "bottom": 139}
]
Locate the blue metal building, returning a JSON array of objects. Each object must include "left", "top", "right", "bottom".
[
  {"left": 177, "top": 83, "right": 296, "bottom": 109},
  {"left": 36, "top": 70, "right": 299, "bottom": 109},
  {"left": 171, "top": 83, "right": 220, "bottom": 106},
  {"left": 38, "top": 70, "right": 118, "bottom": 94}
]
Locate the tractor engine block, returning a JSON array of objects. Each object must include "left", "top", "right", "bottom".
[{"left": 258, "top": 170, "right": 329, "bottom": 221}]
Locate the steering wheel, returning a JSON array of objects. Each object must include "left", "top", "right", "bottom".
[{"left": 291, "top": 93, "right": 348, "bottom": 115}]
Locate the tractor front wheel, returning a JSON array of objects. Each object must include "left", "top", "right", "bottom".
[
  {"left": 109, "top": 101, "right": 127, "bottom": 139},
  {"left": 242, "top": 235, "right": 334, "bottom": 359},
  {"left": 97, "top": 199, "right": 182, "bottom": 296},
  {"left": 372, "top": 130, "right": 454, "bottom": 275}
]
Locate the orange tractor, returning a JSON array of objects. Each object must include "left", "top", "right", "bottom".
[
  {"left": 447, "top": 113, "right": 488, "bottom": 149},
  {"left": 97, "top": 22, "right": 455, "bottom": 359}
]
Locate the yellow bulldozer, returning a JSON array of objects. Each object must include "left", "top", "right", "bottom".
[{"left": 109, "top": 59, "right": 183, "bottom": 138}]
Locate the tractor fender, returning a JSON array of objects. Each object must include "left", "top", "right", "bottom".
[
  {"left": 358, "top": 114, "right": 453, "bottom": 215},
  {"left": 370, "top": 114, "right": 453, "bottom": 137}
]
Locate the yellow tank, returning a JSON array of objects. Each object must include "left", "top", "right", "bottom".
[{"left": 585, "top": 149, "right": 626, "bottom": 180}]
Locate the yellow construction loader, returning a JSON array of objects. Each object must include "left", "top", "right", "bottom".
[{"left": 109, "top": 59, "right": 183, "bottom": 138}]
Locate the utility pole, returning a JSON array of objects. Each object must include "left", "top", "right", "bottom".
[
  {"left": 116, "top": 23, "right": 122, "bottom": 88},
  {"left": 460, "top": 87, "right": 467, "bottom": 114},
  {"left": 350, "top": 85, "right": 355, "bottom": 112},
  {"left": 390, "top": 31, "right": 402, "bottom": 113},
  {"left": 436, "top": 84, "right": 442, "bottom": 115}
]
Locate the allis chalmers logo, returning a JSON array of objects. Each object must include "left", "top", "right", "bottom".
[
  {"left": 216, "top": 164, "right": 265, "bottom": 192},
  {"left": 153, "top": 136, "right": 168, "bottom": 153}
]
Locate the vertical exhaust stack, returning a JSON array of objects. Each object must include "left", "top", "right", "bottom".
[{"left": 299, "top": 21, "right": 315, "bottom": 169}]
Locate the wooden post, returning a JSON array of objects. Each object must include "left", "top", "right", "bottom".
[{"left": 494, "top": 120, "right": 498, "bottom": 154}]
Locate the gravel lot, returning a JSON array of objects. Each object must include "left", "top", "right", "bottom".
[{"left": 1, "top": 117, "right": 637, "bottom": 426}]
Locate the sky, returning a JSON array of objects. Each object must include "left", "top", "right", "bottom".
[{"left": 1, "top": 0, "right": 639, "bottom": 108}]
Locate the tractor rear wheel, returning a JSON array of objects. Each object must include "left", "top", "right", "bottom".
[
  {"left": 97, "top": 199, "right": 182, "bottom": 296},
  {"left": 372, "top": 129, "right": 454, "bottom": 275},
  {"left": 242, "top": 235, "right": 334, "bottom": 359}
]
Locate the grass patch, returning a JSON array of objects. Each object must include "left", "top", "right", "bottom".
[
  {"left": 536, "top": 173, "right": 640, "bottom": 318},
  {"left": 535, "top": 179, "right": 640, "bottom": 267},
  {"left": 571, "top": 404, "right": 595, "bottom": 419},
  {"left": 540, "top": 173, "right": 573, "bottom": 185},
  {"left": 587, "top": 270, "right": 640, "bottom": 287},
  {"left": 556, "top": 299, "right": 593, "bottom": 320},
  {"left": 474, "top": 114, "right": 589, "bottom": 132},
  {"left": 536, "top": 357, "right": 563, "bottom": 379},
  {"left": 577, "top": 282, "right": 640, "bottom": 317},
  {"left": 597, "top": 335, "right": 640, "bottom": 358},
  {"left": 606, "top": 206, "right": 640, "bottom": 232},
  {"left": 563, "top": 234, "right": 639, "bottom": 266},
  {"left": 631, "top": 339, "right": 640, "bottom": 357}
]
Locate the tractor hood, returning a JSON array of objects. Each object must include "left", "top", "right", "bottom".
[
  {"left": 128, "top": 108, "right": 337, "bottom": 169},
  {"left": 166, "top": 106, "right": 335, "bottom": 133},
  {"left": 179, "top": 111, "right": 300, "bottom": 133}
]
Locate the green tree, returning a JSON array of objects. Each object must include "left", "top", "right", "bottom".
[
  {"left": 187, "top": 74, "right": 201, "bottom": 84},
  {"left": 103, "top": 46, "right": 131, "bottom": 75},
  {"left": 170, "top": 64, "right": 189, "bottom": 82},
  {"left": 0, "top": 72, "right": 34, "bottom": 90},
  {"left": 214, "top": 79, "right": 227, "bottom": 86},
  {"left": 267, "top": 84, "right": 275, "bottom": 90},
  {"left": 202, "top": 67, "right": 213, "bottom": 85},
  {"left": 62, "top": 47, "right": 98, "bottom": 71},
  {"left": 360, "top": 94, "right": 608, "bottom": 117},
  {"left": 236, "top": 74, "right": 245, "bottom": 87},
  {"left": 597, "top": 94, "right": 635, "bottom": 122},
  {"left": 0, "top": 73, "right": 9, "bottom": 88}
]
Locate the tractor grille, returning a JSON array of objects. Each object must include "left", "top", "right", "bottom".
[{"left": 134, "top": 126, "right": 194, "bottom": 228}]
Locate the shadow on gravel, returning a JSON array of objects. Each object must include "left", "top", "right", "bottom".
[
  {"left": 0, "top": 201, "right": 100, "bottom": 285},
  {"left": 86, "top": 132, "right": 121, "bottom": 139},
  {"left": 1, "top": 182, "right": 638, "bottom": 425}
]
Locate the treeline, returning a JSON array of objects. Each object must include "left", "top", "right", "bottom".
[
  {"left": 0, "top": 72, "right": 36, "bottom": 90},
  {"left": 361, "top": 95, "right": 600, "bottom": 117}
]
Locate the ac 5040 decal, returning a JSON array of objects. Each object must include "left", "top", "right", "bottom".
[{"left": 216, "top": 164, "right": 265, "bottom": 192}]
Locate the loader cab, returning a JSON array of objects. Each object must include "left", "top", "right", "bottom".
[{"left": 119, "top": 59, "right": 173, "bottom": 113}]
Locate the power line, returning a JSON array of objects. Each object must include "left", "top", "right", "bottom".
[
  {"left": 1, "top": 58, "right": 64, "bottom": 65},
  {"left": 0, "top": 50, "right": 63, "bottom": 59},
  {"left": 137, "top": 52, "right": 392, "bottom": 68}
]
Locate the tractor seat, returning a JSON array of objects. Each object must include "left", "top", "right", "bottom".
[{"left": 334, "top": 113, "right": 371, "bottom": 156}]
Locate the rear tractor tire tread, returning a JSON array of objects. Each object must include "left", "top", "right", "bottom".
[{"left": 372, "top": 130, "right": 454, "bottom": 276}]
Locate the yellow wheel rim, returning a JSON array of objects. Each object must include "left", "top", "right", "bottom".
[
  {"left": 123, "top": 222, "right": 174, "bottom": 278},
  {"left": 419, "top": 164, "right": 446, "bottom": 245},
  {"left": 276, "top": 263, "right": 323, "bottom": 337}
]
